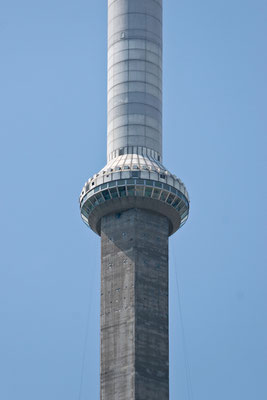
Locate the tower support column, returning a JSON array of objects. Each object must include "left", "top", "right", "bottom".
[{"left": 101, "top": 208, "right": 169, "bottom": 400}]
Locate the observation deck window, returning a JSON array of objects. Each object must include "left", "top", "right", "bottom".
[
  {"left": 90, "top": 196, "right": 98, "bottom": 206},
  {"left": 166, "top": 194, "right": 175, "bottom": 205},
  {"left": 160, "top": 191, "right": 168, "bottom": 202},
  {"left": 172, "top": 198, "right": 180, "bottom": 208},
  {"left": 102, "top": 190, "right": 111, "bottom": 200},
  {"left": 180, "top": 210, "right": 188, "bottom": 220},
  {"left": 136, "top": 186, "right": 144, "bottom": 196},
  {"left": 118, "top": 186, "right": 126, "bottom": 197},
  {"left": 152, "top": 188, "right": 161, "bottom": 199},
  {"left": 96, "top": 193, "right": 104, "bottom": 204},
  {"left": 109, "top": 187, "right": 119, "bottom": 198},
  {"left": 145, "top": 187, "right": 153, "bottom": 197},
  {"left": 127, "top": 186, "right": 135, "bottom": 196},
  {"left": 146, "top": 180, "right": 153, "bottom": 186},
  {"left": 136, "top": 179, "right": 144, "bottom": 185}
]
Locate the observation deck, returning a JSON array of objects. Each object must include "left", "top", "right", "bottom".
[{"left": 80, "top": 154, "right": 189, "bottom": 236}]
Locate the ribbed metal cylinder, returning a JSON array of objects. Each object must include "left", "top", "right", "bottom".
[{"left": 107, "top": 0, "right": 163, "bottom": 162}]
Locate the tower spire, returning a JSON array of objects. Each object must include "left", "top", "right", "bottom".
[{"left": 107, "top": 0, "right": 163, "bottom": 162}]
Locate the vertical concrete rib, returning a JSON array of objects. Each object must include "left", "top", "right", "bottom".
[
  {"left": 107, "top": 0, "right": 163, "bottom": 162},
  {"left": 101, "top": 209, "right": 169, "bottom": 400}
]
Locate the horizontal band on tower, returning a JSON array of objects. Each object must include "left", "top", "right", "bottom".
[{"left": 107, "top": 146, "right": 161, "bottom": 162}]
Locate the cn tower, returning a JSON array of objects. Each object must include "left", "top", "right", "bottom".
[{"left": 79, "top": 1, "right": 189, "bottom": 398}]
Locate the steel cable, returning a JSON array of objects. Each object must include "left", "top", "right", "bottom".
[{"left": 172, "top": 249, "right": 194, "bottom": 400}]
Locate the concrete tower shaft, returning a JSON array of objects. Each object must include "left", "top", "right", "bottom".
[
  {"left": 101, "top": 209, "right": 169, "bottom": 399},
  {"left": 107, "top": 0, "right": 163, "bottom": 162}
]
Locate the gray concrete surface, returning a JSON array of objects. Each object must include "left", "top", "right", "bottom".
[{"left": 101, "top": 208, "right": 169, "bottom": 400}]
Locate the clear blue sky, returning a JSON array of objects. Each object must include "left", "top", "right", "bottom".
[{"left": 0, "top": 1, "right": 266, "bottom": 399}]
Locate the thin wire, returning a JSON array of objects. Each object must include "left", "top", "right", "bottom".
[
  {"left": 172, "top": 250, "right": 194, "bottom": 400},
  {"left": 78, "top": 265, "right": 98, "bottom": 400},
  {"left": 78, "top": 300, "right": 91, "bottom": 400}
]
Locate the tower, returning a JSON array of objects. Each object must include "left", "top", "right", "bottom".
[{"left": 79, "top": 1, "right": 189, "bottom": 399}]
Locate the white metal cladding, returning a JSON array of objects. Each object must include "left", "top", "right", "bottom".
[
  {"left": 80, "top": 154, "right": 189, "bottom": 203},
  {"left": 107, "top": 0, "right": 163, "bottom": 162}
]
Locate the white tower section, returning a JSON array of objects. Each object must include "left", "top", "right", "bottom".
[{"left": 107, "top": 0, "right": 163, "bottom": 162}]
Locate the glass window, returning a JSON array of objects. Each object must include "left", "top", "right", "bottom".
[
  {"left": 83, "top": 205, "right": 90, "bottom": 214},
  {"left": 172, "top": 198, "right": 180, "bottom": 208},
  {"left": 176, "top": 203, "right": 182, "bottom": 211},
  {"left": 163, "top": 184, "right": 170, "bottom": 191},
  {"left": 96, "top": 193, "right": 104, "bottom": 204},
  {"left": 102, "top": 190, "right": 111, "bottom": 200},
  {"left": 117, "top": 180, "right": 125, "bottom": 186},
  {"left": 132, "top": 171, "right": 139, "bottom": 178},
  {"left": 101, "top": 183, "right": 107, "bottom": 189},
  {"left": 108, "top": 181, "right": 116, "bottom": 188},
  {"left": 176, "top": 192, "right": 182, "bottom": 201},
  {"left": 127, "top": 179, "right": 135, "bottom": 184},
  {"left": 166, "top": 193, "right": 175, "bottom": 204},
  {"left": 118, "top": 186, "right": 126, "bottom": 197},
  {"left": 109, "top": 187, "right": 118, "bottom": 198},
  {"left": 179, "top": 205, "right": 187, "bottom": 215},
  {"left": 88, "top": 203, "right": 93, "bottom": 211},
  {"left": 146, "top": 180, "right": 153, "bottom": 186},
  {"left": 155, "top": 181, "right": 162, "bottom": 188},
  {"left": 160, "top": 191, "right": 168, "bottom": 201},
  {"left": 152, "top": 188, "right": 161, "bottom": 199},
  {"left": 136, "top": 179, "right": 144, "bottom": 185},
  {"left": 90, "top": 196, "right": 99, "bottom": 206},
  {"left": 127, "top": 186, "right": 135, "bottom": 196},
  {"left": 136, "top": 186, "right": 144, "bottom": 196},
  {"left": 94, "top": 186, "right": 99, "bottom": 193},
  {"left": 181, "top": 210, "right": 188, "bottom": 220},
  {"left": 175, "top": 202, "right": 183, "bottom": 211},
  {"left": 145, "top": 187, "right": 153, "bottom": 197},
  {"left": 81, "top": 209, "right": 89, "bottom": 219}
]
